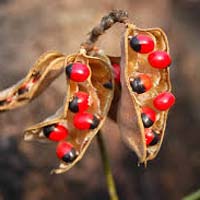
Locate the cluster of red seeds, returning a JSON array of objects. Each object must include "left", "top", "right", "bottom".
[
  {"left": 129, "top": 34, "right": 175, "bottom": 146},
  {"left": 43, "top": 62, "right": 100, "bottom": 164}
]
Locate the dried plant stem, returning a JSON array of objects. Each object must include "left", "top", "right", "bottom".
[
  {"left": 97, "top": 131, "right": 119, "bottom": 200},
  {"left": 81, "top": 9, "right": 129, "bottom": 52}
]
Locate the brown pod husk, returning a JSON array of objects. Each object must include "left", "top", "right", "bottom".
[
  {"left": 0, "top": 51, "right": 65, "bottom": 111},
  {"left": 24, "top": 51, "right": 114, "bottom": 174},
  {"left": 118, "top": 24, "right": 171, "bottom": 163}
]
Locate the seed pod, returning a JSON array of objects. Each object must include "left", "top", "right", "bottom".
[
  {"left": 24, "top": 51, "right": 114, "bottom": 174},
  {"left": 0, "top": 51, "right": 65, "bottom": 111},
  {"left": 118, "top": 23, "right": 175, "bottom": 163}
]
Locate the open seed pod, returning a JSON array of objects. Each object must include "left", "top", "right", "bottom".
[
  {"left": 118, "top": 23, "right": 175, "bottom": 163},
  {"left": 0, "top": 51, "right": 65, "bottom": 111},
  {"left": 24, "top": 51, "right": 114, "bottom": 174}
]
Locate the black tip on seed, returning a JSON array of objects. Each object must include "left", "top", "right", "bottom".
[
  {"left": 62, "top": 148, "right": 77, "bottom": 163},
  {"left": 43, "top": 124, "right": 56, "bottom": 138},
  {"left": 149, "top": 131, "right": 159, "bottom": 146},
  {"left": 141, "top": 113, "right": 154, "bottom": 128},
  {"left": 69, "top": 96, "right": 79, "bottom": 113},
  {"left": 103, "top": 81, "right": 113, "bottom": 89},
  {"left": 65, "top": 63, "right": 73, "bottom": 78},
  {"left": 130, "top": 36, "right": 141, "bottom": 52},
  {"left": 130, "top": 78, "right": 145, "bottom": 94},
  {"left": 90, "top": 116, "right": 100, "bottom": 129}
]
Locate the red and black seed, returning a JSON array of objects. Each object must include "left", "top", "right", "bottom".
[
  {"left": 65, "top": 62, "right": 90, "bottom": 82},
  {"left": 130, "top": 35, "right": 154, "bottom": 54},
  {"left": 73, "top": 112, "right": 100, "bottom": 130},
  {"left": 43, "top": 124, "right": 68, "bottom": 141},
  {"left": 43, "top": 124, "right": 55, "bottom": 138},
  {"left": 103, "top": 80, "right": 113, "bottom": 89},
  {"left": 141, "top": 107, "right": 156, "bottom": 128},
  {"left": 130, "top": 77, "right": 146, "bottom": 94},
  {"left": 130, "top": 74, "right": 152, "bottom": 94},
  {"left": 56, "top": 142, "right": 78, "bottom": 163},
  {"left": 69, "top": 92, "right": 89, "bottom": 113},
  {"left": 145, "top": 129, "right": 160, "bottom": 146}
]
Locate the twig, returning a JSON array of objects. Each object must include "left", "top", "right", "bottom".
[
  {"left": 81, "top": 9, "right": 129, "bottom": 52},
  {"left": 97, "top": 131, "right": 119, "bottom": 200}
]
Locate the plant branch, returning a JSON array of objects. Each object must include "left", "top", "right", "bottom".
[
  {"left": 81, "top": 9, "right": 129, "bottom": 52},
  {"left": 97, "top": 131, "right": 119, "bottom": 200}
]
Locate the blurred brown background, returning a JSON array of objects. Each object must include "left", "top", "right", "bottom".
[{"left": 0, "top": 0, "right": 199, "bottom": 199}]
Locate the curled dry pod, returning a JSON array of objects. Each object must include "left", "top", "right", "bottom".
[
  {"left": 24, "top": 50, "right": 114, "bottom": 174},
  {"left": 118, "top": 23, "right": 173, "bottom": 163},
  {"left": 0, "top": 51, "right": 66, "bottom": 111}
]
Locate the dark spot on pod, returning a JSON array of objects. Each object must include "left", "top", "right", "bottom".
[
  {"left": 130, "top": 35, "right": 154, "bottom": 54},
  {"left": 145, "top": 129, "right": 159, "bottom": 146},
  {"left": 73, "top": 112, "right": 100, "bottom": 130},
  {"left": 141, "top": 107, "right": 156, "bottom": 128},
  {"left": 18, "top": 86, "right": 29, "bottom": 95},
  {"left": 43, "top": 124, "right": 68, "bottom": 141},
  {"left": 56, "top": 142, "right": 78, "bottom": 163},
  {"left": 103, "top": 81, "right": 113, "bottom": 89},
  {"left": 130, "top": 74, "right": 152, "bottom": 94},
  {"left": 69, "top": 92, "right": 89, "bottom": 113},
  {"left": 65, "top": 62, "right": 90, "bottom": 82}
]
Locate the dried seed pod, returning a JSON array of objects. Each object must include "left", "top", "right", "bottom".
[
  {"left": 0, "top": 51, "right": 65, "bottom": 111},
  {"left": 118, "top": 23, "right": 174, "bottom": 163},
  {"left": 24, "top": 51, "right": 114, "bottom": 174}
]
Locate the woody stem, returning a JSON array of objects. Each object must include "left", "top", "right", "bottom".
[
  {"left": 97, "top": 131, "right": 119, "bottom": 200},
  {"left": 81, "top": 9, "right": 129, "bottom": 52}
]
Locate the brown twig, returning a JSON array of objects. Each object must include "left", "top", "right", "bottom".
[{"left": 81, "top": 9, "right": 129, "bottom": 52}]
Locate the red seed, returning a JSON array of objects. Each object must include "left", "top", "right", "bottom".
[
  {"left": 148, "top": 51, "right": 171, "bottom": 69},
  {"left": 139, "top": 74, "right": 152, "bottom": 91},
  {"left": 66, "top": 62, "right": 90, "bottom": 82},
  {"left": 153, "top": 92, "right": 175, "bottom": 111},
  {"left": 144, "top": 129, "right": 159, "bottom": 146},
  {"left": 130, "top": 74, "right": 152, "bottom": 94},
  {"left": 112, "top": 63, "right": 120, "bottom": 83},
  {"left": 142, "top": 107, "right": 156, "bottom": 121},
  {"left": 69, "top": 92, "right": 89, "bottom": 113},
  {"left": 130, "top": 34, "right": 155, "bottom": 53},
  {"left": 49, "top": 124, "right": 68, "bottom": 141},
  {"left": 73, "top": 112, "right": 99, "bottom": 130},
  {"left": 56, "top": 141, "right": 73, "bottom": 159}
]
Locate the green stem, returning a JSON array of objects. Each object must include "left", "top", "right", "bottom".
[
  {"left": 183, "top": 189, "right": 200, "bottom": 200},
  {"left": 97, "top": 131, "right": 119, "bottom": 200}
]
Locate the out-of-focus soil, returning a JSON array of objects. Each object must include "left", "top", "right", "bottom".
[{"left": 0, "top": 0, "right": 199, "bottom": 200}]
